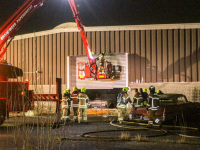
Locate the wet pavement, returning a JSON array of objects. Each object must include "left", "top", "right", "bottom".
[{"left": 0, "top": 113, "right": 200, "bottom": 150}]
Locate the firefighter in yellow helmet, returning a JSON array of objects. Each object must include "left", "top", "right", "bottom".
[
  {"left": 71, "top": 86, "right": 79, "bottom": 122},
  {"left": 140, "top": 88, "right": 148, "bottom": 106},
  {"left": 117, "top": 87, "right": 131, "bottom": 124},
  {"left": 61, "top": 88, "right": 72, "bottom": 122},
  {"left": 146, "top": 85, "right": 162, "bottom": 128},
  {"left": 156, "top": 90, "right": 164, "bottom": 95},
  {"left": 77, "top": 87, "right": 89, "bottom": 123}
]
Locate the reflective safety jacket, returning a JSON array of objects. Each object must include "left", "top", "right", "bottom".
[
  {"left": 62, "top": 93, "right": 71, "bottom": 108},
  {"left": 117, "top": 93, "right": 131, "bottom": 108},
  {"left": 147, "top": 93, "right": 159, "bottom": 111},
  {"left": 78, "top": 93, "right": 89, "bottom": 108},
  {"left": 71, "top": 91, "right": 79, "bottom": 108},
  {"left": 133, "top": 92, "right": 143, "bottom": 108}
]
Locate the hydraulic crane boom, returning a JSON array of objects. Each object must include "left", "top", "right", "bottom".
[
  {"left": 68, "top": 0, "right": 95, "bottom": 64},
  {"left": 0, "top": 0, "right": 45, "bottom": 60}
]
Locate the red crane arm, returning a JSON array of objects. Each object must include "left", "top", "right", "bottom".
[
  {"left": 68, "top": 0, "right": 94, "bottom": 62},
  {"left": 0, "top": 0, "right": 45, "bottom": 60}
]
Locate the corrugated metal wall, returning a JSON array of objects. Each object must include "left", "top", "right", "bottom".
[{"left": 3, "top": 25, "right": 200, "bottom": 87}]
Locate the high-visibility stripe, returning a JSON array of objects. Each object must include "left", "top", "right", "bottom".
[
  {"left": 73, "top": 116, "right": 77, "bottom": 119},
  {"left": 72, "top": 104, "right": 79, "bottom": 107},
  {"left": 62, "top": 105, "right": 69, "bottom": 108},
  {"left": 117, "top": 105, "right": 126, "bottom": 108},
  {"left": 83, "top": 117, "right": 87, "bottom": 120},
  {"left": 148, "top": 121, "right": 153, "bottom": 124},
  {"left": 62, "top": 116, "right": 69, "bottom": 119},
  {"left": 79, "top": 105, "right": 87, "bottom": 108},
  {"left": 118, "top": 117, "right": 124, "bottom": 121},
  {"left": 155, "top": 118, "right": 160, "bottom": 124}
]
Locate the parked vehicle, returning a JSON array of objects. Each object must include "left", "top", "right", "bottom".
[{"left": 129, "top": 94, "right": 200, "bottom": 125}]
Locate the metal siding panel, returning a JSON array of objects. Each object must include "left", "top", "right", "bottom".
[
  {"left": 168, "top": 30, "right": 173, "bottom": 82},
  {"left": 125, "top": 31, "right": 130, "bottom": 53},
  {"left": 44, "top": 35, "right": 49, "bottom": 85},
  {"left": 13, "top": 41, "right": 18, "bottom": 66},
  {"left": 135, "top": 30, "right": 140, "bottom": 82},
  {"left": 61, "top": 33, "right": 65, "bottom": 84},
  {"left": 191, "top": 29, "right": 197, "bottom": 82},
  {"left": 24, "top": 39, "right": 29, "bottom": 81},
  {"left": 162, "top": 30, "right": 168, "bottom": 82},
  {"left": 92, "top": 32, "right": 96, "bottom": 54},
  {"left": 96, "top": 32, "right": 101, "bottom": 54},
  {"left": 180, "top": 30, "right": 186, "bottom": 82},
  {"left": 53, "top": 34, "right": 57, "bottom": 84},
  {"left": 17, "top": 40, "right": 22, "bottom": 81},
  {"left": 141, "top": 30, "right": 145, "bottom": 83},
  {"left": 157, "top": 30, "right": 162, "bottom": 82},
  {"left": 110, "top": 31, "right": 115, "bottom": 53},
  {"left": 198, "top": 29, "right": 200, "bottom": 81},
  {"left": 100, "top": 31, "right": 105, "bottom": 53},
  {"left": 130, "top": 31, "right": 135, "bottom": 82},
  {"left": 69, "top": 32, "right": 74, "bottom": 56},
  {"left": 186, "top": 29, "right": 191, "bottom": 82},
  {"left": 49, "top": 35, "right": 53, "bottom": 85},
  {"left": 74, "top": 32, "right": 78, "bottom": 56},
  {"left": 41, "top": 36, "right": 45, "bottom": 85},
  {"left": 146, "top": 30, "right": 151, "bottom": 83},
  {"left": 37, "top": 37, "right": 41, "bottom": 85},
  {"left": 7, "top": 42, "right": 11, "bottom": 64},
  {"left": 9, "top": 42, "right": 13, "bottom": 65},
  {"left": 57, "top": 33, "right": 61, "bottom": 78},
  {"left": 32, "top": 37, "right": 36, "bottom": 85},
  {"left": 152, "top": 30, "right": 157, "bottom": 82},
  {"left": 174, "top": 29, "right": 180, "bottom": 82},
  {"left": 120, "top": 31, "right": 125, "bottom": 53},
  {"left": 28, "top": 38, "right": 33, "bottom": 85},
  {"left": 65, "top": 33, "right": 69, "bottom": 56},
  {"left": 106, "top": 31, "right": 110, "bottom": 54},
  {"left": 78, "top": 33, "right": 82, "bottom": 56},
  {"left": 115, "top": 31, "right": 119, "bottom": 53}
]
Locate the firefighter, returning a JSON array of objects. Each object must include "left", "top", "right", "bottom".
[
  {"left": 61, "top": 88, "right": 71, "bottom": 122},
  {"left": 117, "top": 87, "right": 132, "bottom": 124},
  {"left": 140, "top": 88, "right": 148, "bottom": 106},
  {"left": 156, "top": 90, "right": 164, "bottom": 95},
  {"left": 96, "top": 51, "right": 106, "bottom": 74},
  {"left": 71, "top": 86, "right": 79, "bottom": 122},
  {"left": 77, "top": 87, "right": 89, "bottom": 123},
  {"left": 146, "top": 85, "right": 162, "bottom": 128},
  {"left": 133, "top": 88, "right": 143, "bottom": 108}
]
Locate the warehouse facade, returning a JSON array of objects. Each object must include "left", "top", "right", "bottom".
[{"left": 3, "top": 23, "right": 200, "bottom": 94}]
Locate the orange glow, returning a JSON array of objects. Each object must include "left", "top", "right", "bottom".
[
  {"left": 21, "top": 92, "right": 25, "bottom": 96},
  {"left": 87, "top": 108, "right": 116, "bottom": 115}
]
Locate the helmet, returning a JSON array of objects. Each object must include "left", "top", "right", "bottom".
[
  {"left": 81, "top": 87, "right": 86, "bottom": 93},
  {"left": 157, "top": 90, "right": 163, "bottom": 94},
  {"left": 73, "top": 86, "right": 78, "bottom": 92},
  {"left": 122, "top": 87, "right": 129, "bottom": 92},
  {"left": 149, "top": 85, "right": 155, "bottom": 93},
  {"left": 143, "top": 88, "right": 147, "bottom": 92},
  {"left": 64, "top": 88, "right": 70, "bottom": 94},
  {"left": 102, "top": 51, "right": 106, "bottom": 56}
]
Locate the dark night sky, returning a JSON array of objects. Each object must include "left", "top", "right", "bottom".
[{"left": 1, "top": 0, "right": 200, "bottom": 35}]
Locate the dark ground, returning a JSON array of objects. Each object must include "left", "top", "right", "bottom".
[{"left": 0, "top": 114, "right": 200, "bottom": 150}]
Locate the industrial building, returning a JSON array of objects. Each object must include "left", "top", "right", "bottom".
[{"left": 3, "top": 22, "right": 200, "bottom": 100}]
